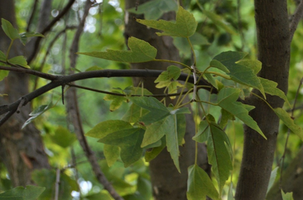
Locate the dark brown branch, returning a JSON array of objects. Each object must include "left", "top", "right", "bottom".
[
  {"left": 26, "top": 0, "right": 39, "bottom": 32},
  {"left": 27, "top": 0, "right": 76, "bottom": 63},
  {"left": 0, "top": 69, "right": 214, "bottom": 121}
]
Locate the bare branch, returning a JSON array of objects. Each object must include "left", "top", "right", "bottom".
[
  {"left": 0, "top": 69, "right": 214, "bottom": 123},
  {"left": 290, "top": 1, "right": 303, "bottom": 42},
  {"left": 37, "top": 0, "right": 53, "bottom": 32},
  {"left": 26, "top": 0, "right": 39, "bottom": 32},
  {"left": 0, "top": 64, "right": 58, "bottom": 80},
  {"left": 27, "top": 0, "right": 76, "bottom": 63}
]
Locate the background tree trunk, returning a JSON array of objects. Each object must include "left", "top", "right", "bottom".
[
  {"left": 124, "top": 1, "right": 209, "bottom": 199},
  {"left": 235, "top": 1, "right": 290, "bottom": 199},
  {"left": 267, "top": 146, "right": 303, "bottom": 200},
  {"left": 0, "top": 0, "right": 50, "bottom": 187}
]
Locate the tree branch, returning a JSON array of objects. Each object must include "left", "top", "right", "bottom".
[
  {"left": 26, "top": 0, "right": 39, "bottom": 32},
  {"left": 0, "top": 69, "right": 214, "bottom": 123},
  {"left": 290, "top": 1, "right": 303, "bottom": 42},
  {"left": 27, "top": 0, "right": 76, "bottom": 63}
]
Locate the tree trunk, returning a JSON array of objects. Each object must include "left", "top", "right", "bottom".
[
  {"left": 267, "top": 146, "right": 303, "bottom": 200},
  {"left": 124, "top": 1, "right": 209, "bottom": 200},
  {"left": 235, "top": 1, "right": 290, "bottom": 199},
  {"left": 0, "top": 0, "right": 50, "bottom": 187}
]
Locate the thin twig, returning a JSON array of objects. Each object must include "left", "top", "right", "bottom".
[
  {"left": 26, "top": 0, "right": 39, "bottom": 32},
  {"left": 68, "top": 83, "right": 191, "bottom": 98},
  {"left": 0, "top": 64, "right": 58, "bottom": 80},
  {"left": 54, "top": 168, "right": 61, "bottom": 200},
  {"left": 33, "top": 26, "right": 77, "bottom": 90},
  {"left": 279, "top": 77, "right": 303, "bottom": 187}
]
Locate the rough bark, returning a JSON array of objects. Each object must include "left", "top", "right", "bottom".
[
  {"left": 124, "top": 1, "right": 209, "bottom": 200},
  {"left": 0, "top": 0, "right": 50, "bottom": 187},
  {"left": 267, "top": 146, "right": 303, "bottom": 200},
  {"left": 235, "top": 1, "right": 290, "bottom": 199}
]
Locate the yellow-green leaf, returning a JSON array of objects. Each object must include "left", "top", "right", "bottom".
[
  {"left": 86, "top": 120, "right": 133, "bottom": 139},
  {"left": 260, "top": 78, "right": 290, "bottom": 107},
  {"left": 274, "top": 108, "right": 303, "bottom": 141},
  {"left": 104, "top": 144, "right": 120, "bottom": 167},
  {"left": 8, "top": 56, "right": 30, "bottom": 68},
  {"left": 78, "top": 37, "right": 157, "bottom": 63},
  {"left": 137, "top": 6, "right": 197, "bottom": 37},
  {"left": 1, "top": 18, "right": 20, "bottom": 40}
]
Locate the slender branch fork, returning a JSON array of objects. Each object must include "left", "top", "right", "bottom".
[{"left": 0, "top": 68, "right": 215, "bottom": 126}]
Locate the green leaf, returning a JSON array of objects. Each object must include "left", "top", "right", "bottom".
[
  {"left": 187, "top": 165, "right": 219, "bottom": 200},
  {"left": 22, "top": 104, "right": 50, "bottom": 129},
  {"left": 131, "top": 97, "right": 170, "bottom": 125},
  {"left": 145, "top": 143, "right": 165, "bottom": 162},
  {"left": 137, "top": 176, "right": 152, "bottom": 199},
  {"left": 137, "top": 6, "right": 197, "bottom": 37},
  {"left": 142, "top": 108, "right": 187, "bottom": 171},
  {"left": 219, "top": 108, "right": 235, "bottom": 129},
  {"left": 0, "top": 50, "right": 6, "bottom": 61},
  {"left": 0, "top": 70, "right": 9, "bottom": 81},
  {"left": 0, "top": 185, "right": 45, "bottom": 200},
  {"left": 85, "top": 66, "right": 103, "bottom": 71},
  {"left": 141, "top": 118, "right": 169, "bottom": 148},
  {"left": 166, "top": 114, "right": 181, "bottom": 172},
  {"left": 1, "top": 18, "right": 20, "bottom": 40},
  {"left": 155, "top": 65, "right": 181, "bottom": 82},
  {"left": 128, "top": 0, "right": 178, "bottom": 20},
  {"left": 267, "top": 167, "right": 279, "bottom": 193},
  {"left": 86, "top": 120, "right": 133, "bottom": 139},
  {"left": 203, "top": 10, "right": 236, "bottom": 35},
  {"left": 78, "top": 37, "right": 157, "bottom": 63},
  {"left": 155, "top": 65, "right": 182, "bottom": 95},
  {"left": 228, "top": 182, "right": 234, "bottom": 200},
  {"left": 193, "top": 120, "right": 209, "bottom": 143},
  {"left": 206, "top": 123, "right": 232, "bottom": 192},
  {"left": 19, "top": 32, "right": 44, "bottom": 45},
  {"left": 217, "top": 87, "right": 266, "bottom": 138},
  {"left": 122, "top": 103, "right": 149, "bottom": 123},
  {"left": 211, "top": 51, "right": 265, "bottom": 97},
  {"left": 98, "top": 128, "right": 145, "bottom": 167},
  {"left": 274, "top": 108, "right": 303, "bottom": 140},
  {"left": 260, "top": 78, "right": 290, "bottom": 107},
  {"left": 236, "top": 59, "right": 262, "bottom": 74},
  {"left": 104, "top": 93, "right": 126, "bottom": 111},
  {"left": 174, "top": 32, "right": 209, "bottom": 56},
  {"left": 104, "top": 144, "right": 120, "bottom": 167},
  {"left": 281, "top": 191, "right": 293, "bottom": 200},
  {"left": 50, "top": 126, "right": 76, "bottom": 148},
  {"left": 8, "top": 56, "right": 30, "bottom": 68}
]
